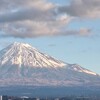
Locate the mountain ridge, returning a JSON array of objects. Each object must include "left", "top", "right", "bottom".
[
  {"left": 0, "top": 42, "right": 66, "bottom": 68},
  {"left": 0, "top": 42, "right": 99, "bottom": 87}
]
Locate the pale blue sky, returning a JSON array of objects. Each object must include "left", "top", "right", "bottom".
[{"left": 0, "top": 0, "right": 100, "bottom": 74}]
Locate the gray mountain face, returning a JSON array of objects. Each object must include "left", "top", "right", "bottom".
[{"left": 0, "top": 42, "right": 100, "bottom": 86}]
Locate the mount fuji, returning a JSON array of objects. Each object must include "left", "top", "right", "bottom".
[{"left": 0, "top": 42, "right": 100, "bottom": 96}]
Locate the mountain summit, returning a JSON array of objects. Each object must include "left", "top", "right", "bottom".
[
  {"left": 0, "top": 42, "right": 100, "bottom": 87},
  {"left": 0, "top": 42, "right": 66, "bottom": 68}
]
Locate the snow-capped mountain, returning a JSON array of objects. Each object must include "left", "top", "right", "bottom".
[
  {"left": 0, "top": 42, "right": 100, "bottom": 86},
  {"left": 0, "top": 42, "right": 66, "bottom": 68}
]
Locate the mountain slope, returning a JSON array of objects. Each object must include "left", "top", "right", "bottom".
[
  {"left": 0, "top": 42, "right": 66, "bottom": 68},
  {"left": 0, "top": 42, "right": 99, "bottom": 86}
]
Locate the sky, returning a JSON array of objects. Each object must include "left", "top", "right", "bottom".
[{"left": 0, "top": 0, "right": 100, "bottom": 74}]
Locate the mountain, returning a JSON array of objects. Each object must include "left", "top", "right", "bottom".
[
  {"left": 0, "top": 42, "right": 99, "bottom": 87},
  {"left": 0, "top": 42, "right": 66, "bottom": 68},
  {"left": 0, "top": 42, "right": 100, "bottom": 97}
]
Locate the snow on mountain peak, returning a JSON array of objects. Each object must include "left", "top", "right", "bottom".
[
  {"left": 0, "top": 42, "right": 99, "bottom": 86},
  {"left": 12, "top": 42, "right": 37, "bottom": 50},
  {"left": 0, "top": 42, "right": 66, "bottom": 68}
]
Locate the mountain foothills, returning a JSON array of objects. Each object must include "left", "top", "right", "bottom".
[{"left": 0, "top": 42, "right": 99, "bottom": 87}]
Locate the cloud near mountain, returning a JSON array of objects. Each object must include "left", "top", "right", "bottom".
[
  {"left": 0, "top": 0, "right": 98, "bottom": 38},
  {"left": 58, "top": 0, "right": 100, "bottom": 18}
]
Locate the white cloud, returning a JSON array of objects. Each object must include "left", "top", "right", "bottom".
[
  {"left": 58, "top": 0, "right": 100, "bottom": 18},
  {"left": 0, "top": 0, "right": 93, "bottom": 38}
]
